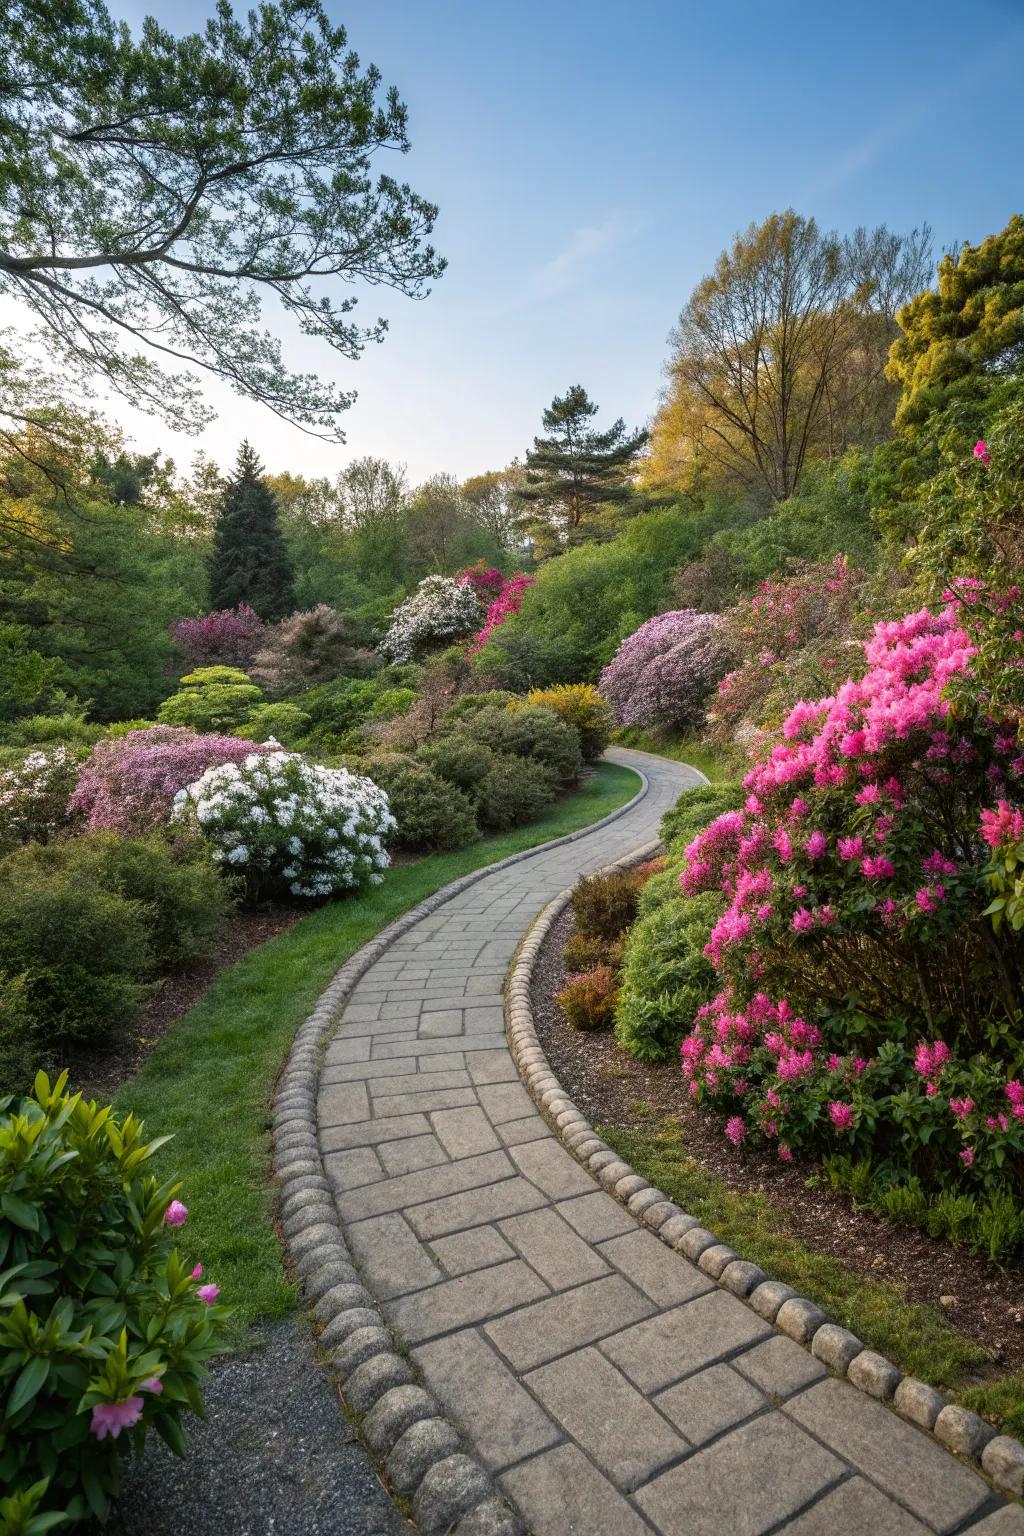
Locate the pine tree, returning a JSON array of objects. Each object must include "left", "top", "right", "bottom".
[
  {"left": 210, "top": 442, "right": 295, "bottom": 619},
  {"left": 520, "top": 385, "right": 647, "bottom": 551}
]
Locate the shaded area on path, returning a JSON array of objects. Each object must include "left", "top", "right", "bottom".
[{"left": 109, "top": 1322, "right": 408, "bottom": 1536}]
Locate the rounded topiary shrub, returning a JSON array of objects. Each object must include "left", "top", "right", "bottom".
[
  {"left": 461, "top": 704, "right": 581, "bottom": 786},
  {"left": 475, "top": 754, "right": 557, "bottom": 831},
  {"left": 418, "top": 735, "right": 495, "bottom": 797},
  {"left": 614, "top": 891, "right": 722, "bottom": 1061},
  {"left": 238, "top": 701, "right": 311, "bottom": 747},
  {"left": 0, "top": 1072, "right": 225, "bottom": 1527},
  {"left": 157, "top": 666, "right": 264, "bottom": 732},
  {"left": 525, "top": 684, "right": 613, "bottom": 762},
  {"left": 365, "top": 756, "right": 480, "bottom": 852},
  {"left": 174, "top": 751, "right": 395, "bottom": 899},
  {"left": 557, "top": 966, "right": 618, "bottom": 1031}
]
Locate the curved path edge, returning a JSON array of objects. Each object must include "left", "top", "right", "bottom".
[
  {"left": 271, "top": 760, "right": 654, "bottom": 1536},
  {"left": 506, "top": 848, "right": 1024, "bottom": 1514}
]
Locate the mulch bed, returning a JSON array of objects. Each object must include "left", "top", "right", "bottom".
[
  {"left": 66, "top": 907, "right": 298, "bottom": 1101},
  {"left": 532, "top": 902, "right": 1024, "bottom": 1378}
]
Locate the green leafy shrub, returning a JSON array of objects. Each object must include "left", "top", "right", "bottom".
[
  {"left": 659, "top": 783, "right": 743, "bottom": 853},
  {"left": 615, "top": 892, "right": 722, "bottom": 1061},
  {"left": 0, "top": 711, "right": 104, "bottom": 749},
  {"left": 101, "top": 719, "right": 159, "bottom": 739},
  {"left": 0, "top": 746, "right": 83, "bottom": 852},
  {"left": 557, "top": 966, "right": 618, "bottom": 1031},
  {"left": 525, "top": 683, "right": 613, "bottom": 761},
  {"left": 562, "top": 932, "right": 625, "bottom": 972},
  {"left": 236, "top": 701, "right": 311, "bottom": 747},
  {"left": 363, "top": 756, "right": 479, "bottom": 851},
  {"left": 418, "top": 735, "right": 495, "bottom": 796},
  {"left": 0, "top": 972, "right": 34, "bottom": 1098},
  {"left": 157, "top": 666, "right": 264, "bottom": 732},
  {"left": 0, "top": 1072, "right": 225, "bottom": 1525},
  {"left": 461, "top": 704, "right": 581, "bottom": 786},
  {"left": 441, "top": 691, "right": 517, "bottom": 725},
  {"left": 368, "top": 686, "right": 419, "bottom": 720},
  {"left": 475, "top": 755, "right": 557, "bottom": 831}
]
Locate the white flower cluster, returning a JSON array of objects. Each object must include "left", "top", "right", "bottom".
[
  {"left": 378, "top": 576, "right": 482, "bottom": 664},
  {"left": 172, "top": 751, "right": 396, "bottom": 899},
  {"left": 0, "top": 744, "right": 79, "bottom": 846}
]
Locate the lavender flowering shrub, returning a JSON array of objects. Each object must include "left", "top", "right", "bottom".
[
  {"left": 70, "top": 726, "right": 265, "bottom": 834},
  {"left": 599, "top": 610, "right": 733, "bottom": 730}
]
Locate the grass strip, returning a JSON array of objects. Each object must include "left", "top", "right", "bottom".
[
  {"left": 115, "top": 762, "right": 641, "bottom": 1340},
  {"left": 602, "top": 1117, "right": 1024, "bottom": 1436}
]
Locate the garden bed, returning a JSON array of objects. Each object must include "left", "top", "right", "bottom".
[{"left": 531, "top": 899, "right": 1024, "bottom": 1426}]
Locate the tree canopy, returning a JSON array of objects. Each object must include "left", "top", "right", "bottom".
[
  {"left": 0, "top": 0, "right": 445, "bottom": 438},
  {"left": 210, "top": 442, "right": 294, "bottom": 618},
  {"left": 519, "top": 385, "right": 647, "bottom": 553},
  {"left": 647, "top": 211, "right": 932, "bottom": 502}
]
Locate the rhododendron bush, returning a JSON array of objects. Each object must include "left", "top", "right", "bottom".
[
  {"left": 470, "top": 573, "right": 534, "bottom": 653},
  {"left": 680, "top": 603, "right": 1024, "bottom": 1212},
  {"left": 174, "top": 750, "right": 395, "bottom": 898},
  {"left": 170, "top": 604, "right": 268, "bottom": 670},
  {"left": 70, "top": 726, "right": 265, "bottom": 834},
  {"left": 379, "top": 575, "right": 482, "bottom": 663},
  {"left": 707, "top": 558, "right": 864, "bottom": 747},
  {"left": 0, "top": 744, "right": 81, "bottom": 849},
  {"left": 599, "top": 609, "right": 732, "bottom": 730}
]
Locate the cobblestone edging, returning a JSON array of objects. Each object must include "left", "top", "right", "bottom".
[
  {"left": 504, "top": 850, "right": 1024, "bottom": 1509},
  {"left": 271, "top": 768, "right": 651, "bottom": 1536}
]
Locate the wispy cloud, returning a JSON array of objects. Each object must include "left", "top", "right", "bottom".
[{"left": 533, "top": 216, "right": 631, "bottom": 298}]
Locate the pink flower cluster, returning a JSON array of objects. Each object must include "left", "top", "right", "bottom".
[
  {"left": 599, "top": 609, "right": 733, "bottom": 731},
  {"left": 469, "top": 573, "right": 535, "bottom": 653},
  {"left": 980, "top": 800, "right": 1024, "bottom": 849},
  {"left": 70, "top": 726, "right": 265, "bottom": 833},
  {"left": 457, "top": 564, "right": 506, "bottom": 597}
]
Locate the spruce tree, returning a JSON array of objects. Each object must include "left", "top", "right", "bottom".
[
  {"left": 210, "top": 442, "right": 295, "bottom": 619},
  {"left": 520, "top": 385, "right": 647, "bottom": 550}
]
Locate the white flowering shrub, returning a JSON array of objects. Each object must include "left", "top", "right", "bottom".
[
  {"left": 379, "top": 576, "right": 482, "bottom": 664},
  {"left": 173, "top": 751, "right": 396, "bottom": 899},
  {"left": 0, "top": 745, "right": 81, "bottom": 849}
]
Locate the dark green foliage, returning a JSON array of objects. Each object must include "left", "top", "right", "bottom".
[
  {"left": 239, "top": 701, "right": 311, "bottom": 747},
  {"left": 615, "top": 892, "right": 722, "bottom": 1061},
  {"left": 475, "top": 755, "right": 557, "bottom": 831},
  {"left": 210, "top": 444, "right": 295, "bottom": 620},
  {"left": 364, "top": 756, "right": 480, "bottom": 851},
  {"left": 571, "top": 868, "right": 643, "bottom": 942},
  {"left": 461, "top": 704, "right": 581, "bottom": 786},
  {"left": 418, "top": 734, "right": 495, "bottom": 796},
  {"left": 557, "top": 966, "right": 618, "bottom": 1031},
  {"left": 0, "top": 970, "right": 34, "bottom": 1096},
  {"left": 441, "top": 691, "right": 518, "bottom": 724}
]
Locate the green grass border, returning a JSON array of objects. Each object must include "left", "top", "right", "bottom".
[{"left": 114, "top": 762, "right": 641, "bottom": 1340}]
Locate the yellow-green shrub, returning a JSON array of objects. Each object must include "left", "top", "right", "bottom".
[{"left": 525, "top": 683, "right": 613, "bottom": 761}]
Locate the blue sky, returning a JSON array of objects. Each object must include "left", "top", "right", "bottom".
[{"left": 35, "top": 0, "right": 1024, "bottom": 481}]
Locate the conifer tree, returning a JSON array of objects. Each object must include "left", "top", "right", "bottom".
[
  {"left": 520, "top": 385, "right": 647, "bottom": 551},
  {"left": 210, "top": 443, "right": 294, "bottom": 620}
]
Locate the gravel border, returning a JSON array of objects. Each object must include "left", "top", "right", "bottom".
[
  {"left": 504, "top": 844, "right": 1024, "bottom": 1507},
  {"left": 272, "top": 767, "right": 651, "bottom": 1536}
]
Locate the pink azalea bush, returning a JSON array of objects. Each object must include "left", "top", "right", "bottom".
[
  {"left": 707, "top": 558, "right": 863, "bottom": 746},
  {"left": 170, "top": 604, "right": 268, "bottom": 670},
  {"left": 470, "top": 573, "right": 535, "bottom": 654},
  {"left": 457, "top": 563, "right": 507, "bottom": 599},
  {"left": 598, "top": 609, "right": 733, "bottom": 730},
  {"left": 69, "top": 725, "right": 264, "bottom": 834},
  {"left": 679, "top": 602, "right": 1024, "bottom": 1208},
  {"left": 0, "top": 1072, "right": 224, "bottom": 1525}
]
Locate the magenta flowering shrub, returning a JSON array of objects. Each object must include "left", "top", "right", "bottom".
[
  {"left": 69, "top": 726, "right": 264, "bottom": 834},
  {"left": 707, "top": 559, "right": 863, "bottom": 746},
  {"left": 457, "top": 563, "right": 506, "bottom": 599},
  {"left": 598, "top": 610, "right": 733, "bottom": 730},
  {"left": 0, "top": 1072, "right": 224, "bottom": 1525},
  {"left": 469, "top": 573, "right": 535, "bottom": 654},
  {"left": 170, "top": 604, "right": 268, "bottom": 669},
  {"left": 679, "top": 603, "right": 1024, "bottom": 1203}
]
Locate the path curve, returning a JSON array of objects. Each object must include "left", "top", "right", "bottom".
[{"left": 301, "top": 749, "right": 1020, "bottom": 1536}]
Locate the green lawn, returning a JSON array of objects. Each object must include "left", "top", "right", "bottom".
[
  {"left": 115, "top": 762, "right": 641, "bottom": 1341},
  {"left": 603, "top": 1117, "right": 1024, "bottom": 1438}
]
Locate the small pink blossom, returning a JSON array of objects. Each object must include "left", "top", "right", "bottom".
[
  {"left": 805, "top": 830, "right": 827, "bottom": 860},
  {"left": 140, "top": 1377, "right": 163, "bottom": 1395},
  {"left": 191, "top": 1264, "right": 203, "bottom": 1279},
  {"left": 791, "top": 907, "right": 814, "bottom": 934},
  {"left": 960, "top": 1145, "right": 975, "bottom": 1167},
  {"left": 973, "top": 440, "right": 991, "bottom": 466},
  {"left": 164, "top": 1200, "right": 188, "bottom": 1227},
  {"left": 837, "top": 835, "right": 864, "bottom": 861},
  {"left": 196, "top": 1283, "right": 220, "bottom": 1304},
  {"left": 777, "top": 1143, "right": 793, "bottom": 1162},
  {"left": 724, "top": 1116, "right": 745, "bottom": 1146},
  {"left": 91, "top": 1397, "right": 144, "bottom": 1440},
  {"left": 828, "top": 1101, "right": 855, "bottom": 1132},
  {"left": 860, "top": 855, "right": 895, "bottom": 880},
  {"left": 949, "top": 1096, "right": 974, "bottom": 1120}
]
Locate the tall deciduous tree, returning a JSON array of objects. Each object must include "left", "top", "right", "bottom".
[
  {"left": 461, "top": 467, "right": 526, "bottom": 556},
  {"left": 210, "top": 442, "right": 294, "bottom": 619},
  {"left": 520, "top": 385, "right": 647, "bottom": 552},
  {"left": 0, "top": 0, "right": 444, "bottom": 439},
  {"left": 647, "top": 212, "right": 932, "bottom": 502}
]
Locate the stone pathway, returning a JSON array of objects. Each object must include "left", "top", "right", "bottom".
[{"left": 315, "top": 749, "right": 1020, "bottom": 1536}]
